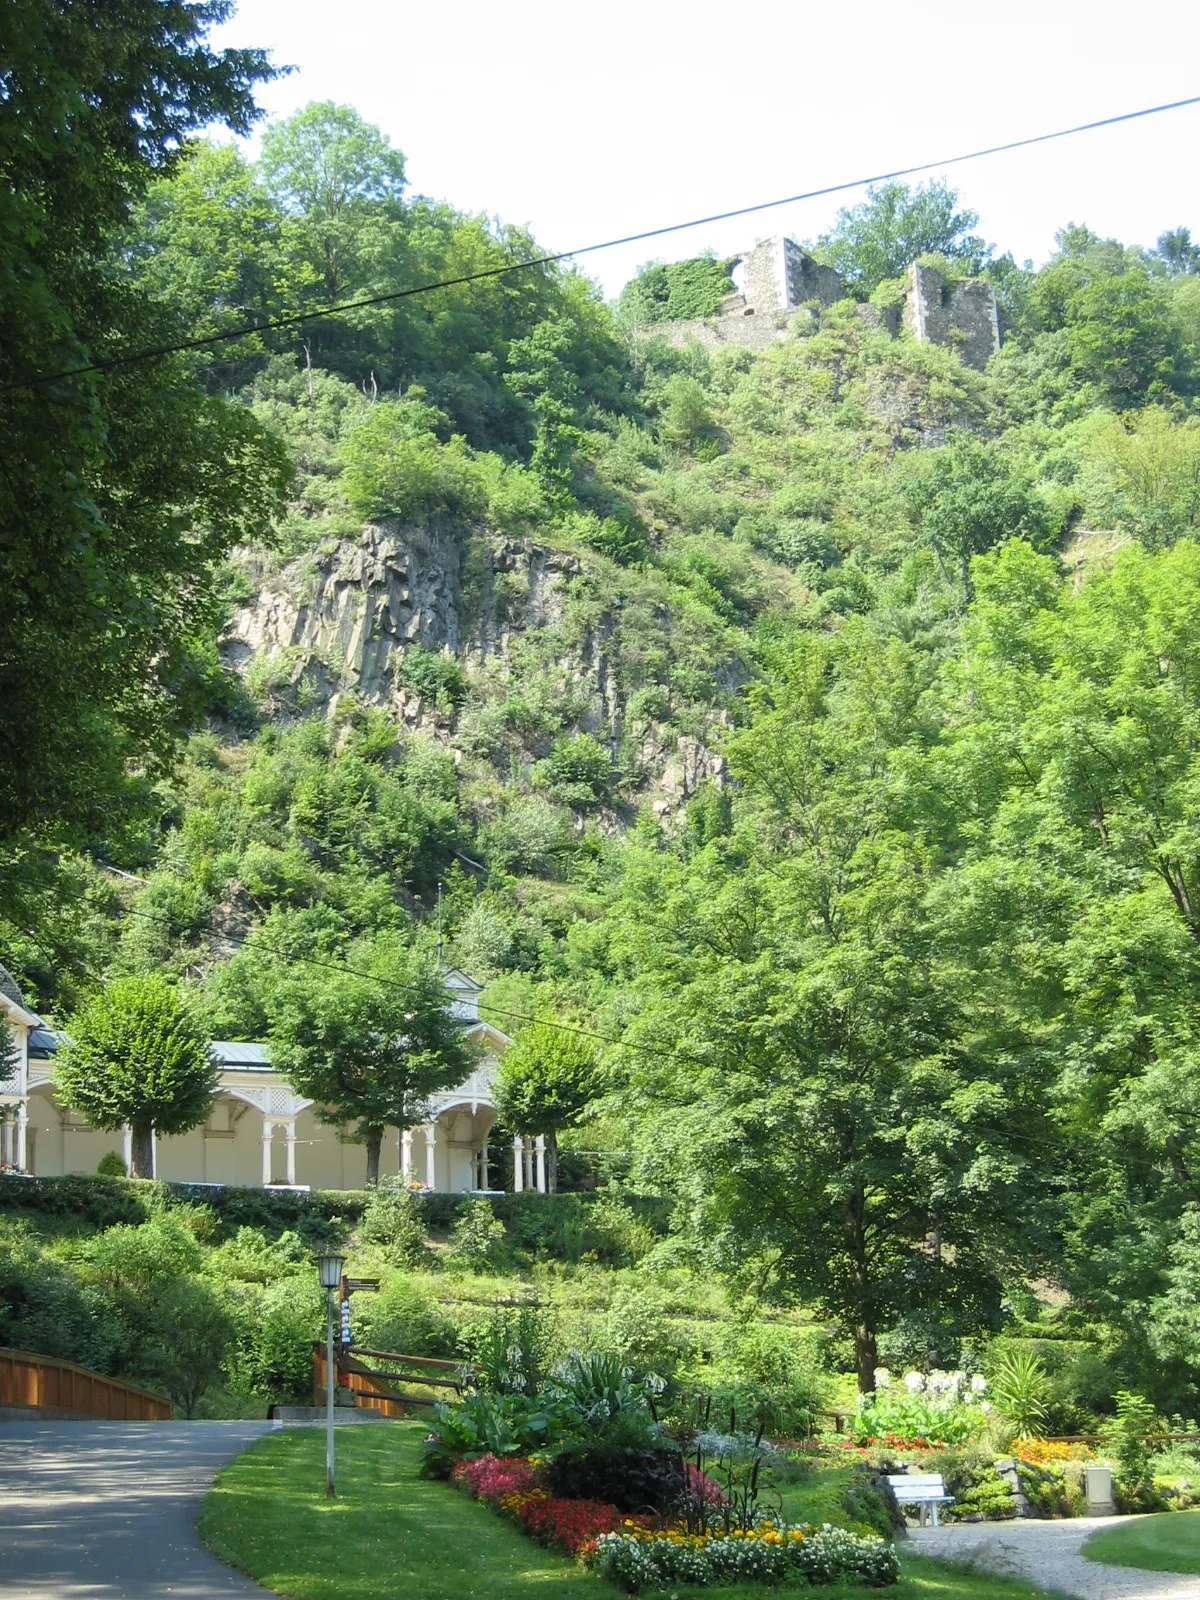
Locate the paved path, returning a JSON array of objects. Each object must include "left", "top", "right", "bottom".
[
  {"left": 911, "top": 1516, "right": 1200, "bottom": 1599},
  {"left": 0, "top": 1420, "right": 276, "bottom": 1599}
]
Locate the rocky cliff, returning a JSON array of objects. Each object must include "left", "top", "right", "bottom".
[{"left": 221, "top": 522, "right": 729, "bottom": 815}]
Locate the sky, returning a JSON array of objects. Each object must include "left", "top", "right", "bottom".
[{"left": 210, "top": 0, "right": 1200, "bottom": 298}]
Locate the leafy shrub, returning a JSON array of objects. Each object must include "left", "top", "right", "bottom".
[
  {"left": 549, "top": 1444, "right": 685, "bottom": 1514},
  {"left": 79, "top": 1213, "right": 205, "bottom": 1291},
  {"left": 423, "top": 1391, "right": 561, "bottom": 1474},
  {"left": 96, "top": 1152, "right": 127, "bottom": 1178},
  {"left": 359, "top": 1181, "right": 427, "bottom": 1266},
  {"left": 396, "top": 647, "right": 467, "bottom": 710},
  {"left": 143, "top": 1276, "right": 235, "bottom": 1417},
  {"left": 226, "top": 1274, "right": 323, "bottom": 1403},
  {"left": 0, "top": 1223, "right": 131, "bottom": 1375},
  {"left": 534, "top": 734, "right": 613, "bottom": 809},
  {"left": 446, "top": 1197, "right": 508, "bottom": 1273},
  {"left": 355, "top": 1276, "right": 456, "bottom": 1359},
  {"left": 602, "top": 1286, "right": 680, "bottom": 1371},
  {"left": 1104, "top": 1389, "right": 1159, "bottom": 1494},
  {"left": 1013, "top": 1459, "right": 1084, "bottom": 1519},
  {"left": 461, "top": 1300, "right": 555, "bottom": 1395},
  {"left": 990, "top": 1349, "right": 1049, "bottom": 1437},
  {"left": 207, "top": 1226, "right": 308, "bottom": 1285},
  {"left": 340, "top": 410, "right": 488, "bottom": 524}
]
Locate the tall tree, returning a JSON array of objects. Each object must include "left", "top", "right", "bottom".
[
  {"left": 611, "top": 625, "right": 1062, "bottom": 1388},
  {"left": 266, "top": 935, "right": 472, "bottom": 1183},
  {"left": 817, "top": 179, "right": 991, "bottom": 296},
  {"left": 0, "top": 0, "right": 288, "bottom": 867},
  {"left": 56, "top": 976, "right": 218, "bottom": 1178},
  {"left": 493, "top": 1017, "right": 598, "bottom": 1190}
]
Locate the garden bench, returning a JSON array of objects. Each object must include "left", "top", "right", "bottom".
[{"left": 885, "top": 1473, "right": 953, "bottom": 1527}]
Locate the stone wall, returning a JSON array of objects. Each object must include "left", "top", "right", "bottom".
[
  {"left": 650, "top": 238, "right": 843, "bottom": 353},
  {"left": 900, "top": 261, "right": 999, "bottom": 371},
  {"left": 641, "top": 238, "right": 1000, "bottom": 372}
]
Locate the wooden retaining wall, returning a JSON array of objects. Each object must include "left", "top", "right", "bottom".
[{"left": 0, "top": 1347, "right": 171, "bottom": 1420}]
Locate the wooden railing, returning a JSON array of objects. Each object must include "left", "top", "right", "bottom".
[
  {"left": 0, "top": 1347, "right": 171, "bottom": 1420},
  {"left": 313, "top": 1342, "right": 470, "bottom": 1419}
]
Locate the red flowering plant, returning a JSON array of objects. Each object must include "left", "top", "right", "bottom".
[
  {"left": 451, "top": 1454, "right": 543, "bottom": 1499},
  {"left": 449, "top": 1453, "right": 655, "bottom": 1558}
]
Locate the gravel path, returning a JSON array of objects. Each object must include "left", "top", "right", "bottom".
[
  {"left": 0, "top": 1419, "right": 275, "bottom": 1599},
  {"left": 910, "top": 1516, "right": 1200, "bottom": 1599}
]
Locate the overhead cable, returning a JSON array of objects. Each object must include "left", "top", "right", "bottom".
[{"left": 9, "top": 92, "right": 1200, "bottom": 392}]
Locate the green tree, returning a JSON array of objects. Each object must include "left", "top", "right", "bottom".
[
  {"left": 266, "top": 935, "right": 472, "bottom": 1183},
  {"left": 259, "top": 100, "right": 407, "bottom": 299},
  {"left": 56, "top": 977, "right": 218, "bottom": 1178},
  {"left": 503, "top": 321, "right": 586, "bottom": 505},
  {"left": 817, "top": 179, "right": 991, "bottom": 295},
  {"left": 130, "top": 141, "right": 287, "bottom": 386},
  {"left": 610, "top": 625, "right": 1061, "bottom": 1389},
  {"left": 144, "top": 1276, "right": 235, "bottom": 1417},
  {"left": 0, "top": 0, "right": 288, "bottom": 872},
  {"left": 494, "top": 1018, "right": 598, "bottom": 1190},
  {"left": 903, "top": 433, "right": 1054, "bottom": 599}
]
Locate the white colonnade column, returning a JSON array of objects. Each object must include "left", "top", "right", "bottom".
[
  {"left": 261, "top": 1118, "right": 274, "bottom": 1186},
  {"left": 512, "top": 1135, "right": 524, "bottom": 1191},
  {"left": 424, "top": 1126, "right": 437, "bottom": 1190},
  {"left": 534, "top": 1135, "right": 546, "bottom": 1194},
  {"left": 401, "top": 1129, "right": 413, "bottom": 1179},
  {"left": 1, "top": 1110, "right": 11, "bottom": 1167},
  {"left": 284, "top": 1121, "right": 297, "bottom": 1186},
  {"left": 16, "top": 1101, "right": 27, "bottom": 1171}
]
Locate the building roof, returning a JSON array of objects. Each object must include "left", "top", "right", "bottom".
[
  {"left": 210, "top": 1041, "right": 271, "bottom": 1069},
  {"left": 27, "top": 1026, "right": 63, "bottom": 1059},
  {"left": 0, "top": 965, "right": 26, "bottom": 1009}
]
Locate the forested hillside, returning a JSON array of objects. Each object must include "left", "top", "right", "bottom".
[{"left": 9, "top": 75, "right": 1200, "bottom": 1422}]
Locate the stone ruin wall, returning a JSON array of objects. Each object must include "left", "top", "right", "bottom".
[
  {"left": 900, "top": 261, "right": 1000, "bottom": 372},
  {"left": 648, "top": 238, "right": 999, "bottom": 371}
]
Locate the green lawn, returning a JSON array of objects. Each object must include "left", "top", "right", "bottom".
[
  {"left": 1083, "top": 1508, "right": 1200, "bottom": 1573},
  {"left": 199, "top": 1422, "right": 1067, "bottom": 1600}
]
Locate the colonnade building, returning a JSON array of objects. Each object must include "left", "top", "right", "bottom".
[{"left": 0, "top": 966, "right": 552, "bottom": 1194}]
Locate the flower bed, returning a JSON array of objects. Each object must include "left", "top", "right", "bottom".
[
  {"left": 589, "top": 1523, "right": 899, "bottom": 1592},
  {"left": 450, "top": 1454, "right": 635, "bottom": 1556},
  {"left": 449, "top": 1453, "right": 898, "bottom": 1588}
]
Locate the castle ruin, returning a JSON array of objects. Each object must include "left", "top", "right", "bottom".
[{"left": 647, "top": 238, "right": 1000, "bottom": 371}]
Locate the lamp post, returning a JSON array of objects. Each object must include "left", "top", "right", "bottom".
[{"left": 316, "top": 1251, "right": 345, "bottom": 1496}]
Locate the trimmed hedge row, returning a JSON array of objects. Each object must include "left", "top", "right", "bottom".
[
  {"left": 0, "top": 1174, "right": 364, "bottom": 1238},
  {"left": 0, "top": 1175, "right": 672, "bottom": 1241}
]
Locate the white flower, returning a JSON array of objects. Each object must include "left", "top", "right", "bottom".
[
  {"left": 971, "top": 1374, "right": 988, "bottom": 1394},
  {"left": 904, "top": 1371, "right": 925, "bottom": 1392},
  {"left": 873, "top": 1367, "right": 892, "bottom": 1388},
  {"left": 981, "top": 1400, "right": 993, "bottom": 1413}
]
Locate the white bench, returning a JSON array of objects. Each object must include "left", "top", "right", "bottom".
[{"left": 886, "top": 1473, "right": 953, "bottom": 1527}]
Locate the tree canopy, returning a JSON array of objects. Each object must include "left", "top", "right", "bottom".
[
  {"left": 816, "top": 179, "right": 992, "bottom": 295},
  {"left": 265, "top": 935, "right": 474, "bottom": 1183},
  {"left": 55, "top": 976, "right": 218, "bottom": 1178}
]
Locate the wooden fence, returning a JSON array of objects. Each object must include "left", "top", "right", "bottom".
[
  {"left": 0, "top": 1347, "right": 171, "bottom": 1420},
  {"left": 312, "top": 1342, "right": 469, "bottom": 1419}
]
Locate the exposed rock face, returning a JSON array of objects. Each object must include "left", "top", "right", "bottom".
[
  {"left": 221, "top": 522, "right": 728, "bottom": 813},
  {"left": 224, "top": 523, "right": 582, "bottom": 720}
]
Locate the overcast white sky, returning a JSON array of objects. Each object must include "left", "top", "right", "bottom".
[{"left": 210, "top": 0, "right": 1200, "bottom": 298}]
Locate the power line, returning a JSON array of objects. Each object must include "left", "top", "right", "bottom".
[{"left": 10, "top": 91, "right": 1200, "bottom": 394}]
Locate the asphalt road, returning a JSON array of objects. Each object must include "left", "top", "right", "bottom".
[{"left": 0, "top": 1420, "right": 276, "bottom": 1599}]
